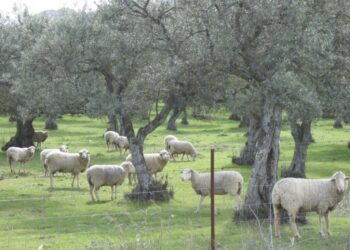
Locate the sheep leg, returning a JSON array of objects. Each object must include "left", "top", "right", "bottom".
[
  {"left": 319, "top": 214, "right": 325, "bottom": 237},
  {"left": 273, "top": 205, "right": 281, "bottom": 238},
  {"left": 234, "top": 195, "right": 241, "bottom": 211},
  {"left": 49, "top": 173, "right": 54, "bottom": 189},
  {"left": 128, "top": 173, "right": 132, "bottom": 185},
  {"left": 289, "top": 212, "right": 301, "bottom": 239},
  {"left": 195, "top": 196, "right": 205, "bottom": 213},
  {"left": 76, "top": 174, "right": 80, "bottom": 188},
  {"left": 89, "top": 184, "right": 95, "bottom": 201},
  {"left": 71, "top": 175, "right": 76, "bottom": 188},
  {"left": 325, "top": 212, "right": 331, "bottom": 236},
  {"left": 93, "top": 186, "right": 100, "bottom": 201}
]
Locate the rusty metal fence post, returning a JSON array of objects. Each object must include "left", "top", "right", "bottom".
[{"left": 210, "top": 148, "right": 215, "bottom": 250}]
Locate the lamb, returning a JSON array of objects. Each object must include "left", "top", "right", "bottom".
[
  {"left": 113, "top": 136, "right": 129, "bottom": 155},
  {"left": 6, "top": 146, "right": 36, "bottom": 174},
  {"left": 40, "top": 145, "right": 69, "bottom": 176},
  {"left": 164, "top": 135, "right": 177, "bottom": 150},
  {"left": 103, "top": 131, "right": 119, "bottom": 151},
  {"left": 125, "top": 150, "right": 171, "bottom": 184},
  {"left": 168, "top": 140, "right": 197, "bottom": 161},
  {"left": 181, "top": 168, "right": 243, "bottom": 214},
  {"left": 33, "top": 130, "right": 48, "bottom": 149},
  {"left": 86, "top": 161, "right": 133, "bottom": 201},
  {"left": 45, "top": 149, "right": 90, "bottom": 188},
  {"left": 272, "top": 171, "right": 349, "bottom": 239}
]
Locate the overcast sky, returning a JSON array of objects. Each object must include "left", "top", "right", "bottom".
[{"left": 0, "top": 0, "right": 98, "bottom": 16}]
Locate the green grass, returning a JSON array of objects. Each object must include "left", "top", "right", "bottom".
[{"left": 0, "top": 113, "right": 350, "bottom": 249}]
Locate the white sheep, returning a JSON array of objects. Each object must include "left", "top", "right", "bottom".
[
  {"left": 103, "top": 131, "right": 119, "bottom": 151},
  {"left": 168, "top": 140, "right": 197, "bottom": 161},
  {"left": 164, "top": 135, "right": 177, "bottom": 150},
  {"left": 272, "top": 171, "right": 349, "bottom": 239},
  {"left": 86, "top": 161, "right": 133, "bottom": 201},
  {"left": 45, "top": 149, "right": 90, "bottom": 188},
  {"left": 6, "top": 146, "right": 36, "bottom": 174},
  {"left": 113, "top": 136, "right": 129, "bottom": 155},
  {"left": 33, "top": 130, "right": 48, "bottom": 149},
  {"left": 181, "top": 168, "right": 243, "bottom": 214},
  {"left": 40, "top": 145, "right": 69, "bottom": 176},
  {"left": 125, "top": 150, "right": 171, "bottom": 184}
]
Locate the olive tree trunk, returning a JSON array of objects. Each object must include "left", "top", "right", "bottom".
[
  {"left": 235, "top": 100, "right": 281, "bottom": 220},
  {"left": 45, "top": 116, "right": 58, "bottom": 130},
  {"left": 282, "top": 119, "right": 312, "bottom": 178},
  {"left": 167, "top": 97, "right": 186, "bottom": 131},
  {"left": 107, "top": 114, "right": 120, "bottom": 133},
  {"left": 234, "top": 115, "right": 260, "bottom": 166},
  {"left": 181, "top": 107, "right": 189, "bottom": 125},
  {"left": 2, "top": 118, "right": 35, "bottom": 151}
]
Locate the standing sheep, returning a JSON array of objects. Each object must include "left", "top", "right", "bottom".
[
  {"left": 125, "top": 150, "right": 171, "bottom": 184},
  {"left": 45, "top": 149, "right": 90, "bottom": 188},
  {"left": 33, "top": 130, "right": 48, "bottom": 150},
  {"left": 87, "top": 161, "right": 133, "bottom": 201},
  {"left": 113, "top": 136, "right": 129, "bottom": 155},
  {"left": 168, "top": 140, "right": 197, "bottom": 161},
  {"left": 104, "top": 131, "right": 119, "bottom": 151},
  {"left": 40, "top": 145, "right": 69, "bottom": 176},
  {"left": 6, "top": 146, "right": 36, "bottom": 174},
  {"left": 272, "top": 171, "right": 349, "bottom": 239},
  {"left": 181, "top": 168, "right": 243, "bottom": 213}
]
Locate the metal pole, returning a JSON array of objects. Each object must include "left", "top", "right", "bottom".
[{"left": 210, "top": 148, "right": 215, "bottom": 250}]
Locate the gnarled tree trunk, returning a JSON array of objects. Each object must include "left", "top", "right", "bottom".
[
  {"left": 2, "top": 118, "right": 35, "bottom": 151},
  {"left": 167, "top": 97, "right": 186, "bottom": 131},
  {"left": 181, "top": 107, "right": 189, "bottom": 125},
  {"left": 234, "top": 115, "right": 260, "bottom": 166},
  {"left": 107, "top": 114, "right": 119, "bottom": 132},
  {"left": 45, "top": 116, "right": 58, "bottom": 130},
  {"left": 235, "top": 100, "right": 281, "bottom": 220}
]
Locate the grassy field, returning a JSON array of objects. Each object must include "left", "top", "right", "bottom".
[{"left": 0, "top": 113, "right": 349, "bottom": 250}]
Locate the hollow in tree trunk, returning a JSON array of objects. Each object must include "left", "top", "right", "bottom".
[
  {"left": 235, "top": 100, "right": 281, "bottom": 220},
  {"left": 2, "top": 118, "right": 35, "bottom": 151},
  {"left": 234, "top": 115, "right": 260, "bottom": 166},
  {"left": 45, "top": 117, "right": 58, "bottom": 130}
]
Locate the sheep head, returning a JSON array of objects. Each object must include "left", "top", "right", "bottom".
[
  {"left": 181, "top": 169, "right": 193, "bottom": 181},
  {"left": 159, "top": 150, "right": 170, "bottom": 161},
  {"left": 121, "top": 161, "right": 134, "bottom": 174},
  {"left": 331, "top": 171, "right": 349, "bottom": 193},
  {"left": 79, "top": 149, "right": 90, "bottom": 160}
]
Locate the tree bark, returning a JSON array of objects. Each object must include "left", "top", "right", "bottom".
[
  {"left": 239, "top": 116, "right": 249, "bottom": 128},
  {"left": 107, "top": 114, "right": 119, "bottom": 132},
  {"left": 2, "top": 118, "right": 35, "bottom": 151},
  {"left": 181, "top": 107, "right": 189, "bottom": 125},
  {"left": 234, "top": 115, "right": 260, "bottom": 166},
  {"left": 282, "top": 119, "right": 312, "bottom": 178},
  {"left": 333, "top": 118, "right": 343, "bottom": 128},
  {"left": 45, "top": 117, "right": 58, "bottom": 130},
  {"left": 167, "top": 97, "right": 186, "bottom": 131},
  {"left": 229, "top": 113, "right": 241, "bottom": 121},
  {"left": 235, "top": 100, "right": 281, "bottom": 220}
]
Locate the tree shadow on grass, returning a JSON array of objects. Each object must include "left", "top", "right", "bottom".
[{"left": 47, "top": 187, "right": 88, "bottom": 192}]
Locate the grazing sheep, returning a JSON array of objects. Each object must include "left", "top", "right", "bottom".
[
  {"left": 45, "top": 149, "right": 90, "bottom": 188},
  {"left": 113, "top": 136, "right": 129, "bottom": 155},
  {"left": 168, "top": 140, "right": 197, "bottom": 161},
  {"left": 164, "top": 135, "right": 177, "bottom": 150},
  {"left": 40, "top": 145, "right": 69, "bottom": 176},
  {"left": 181, "top": 168, "right": 243, "bottom": 214},
  {"left": 33, "top": 130, "right": 48, "bottom": 149},
  {"left": 6, "top": 146, "right": 36, "bottom": 174},
  {"left": 272, "top": 171, "right": 349, "bottom": 239},
  {"left": 87, "top": 161, "right": 133, "bottom": 201},
  {"left": 104, "top": 131, "right": 119, "bottom": 151},
  {"left": 126, "top": 150, "right": 171, "bottom": 184}
]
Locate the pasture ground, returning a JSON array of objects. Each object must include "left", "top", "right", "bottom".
[{"left": 0, "top": 113, "right": 349, "bottom": 249}]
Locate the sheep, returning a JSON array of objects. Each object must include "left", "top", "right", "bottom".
[
  {"left": 103, "top": 131, "right": 119, "bottom": 151},
  {"left": 40, "top": 145, "right": 69, "bottom": 176},
  {"left": 6, "top": 146, "right": 36, "bottom": 174},
  {"left": 125, "top": 150, "right": 171, "bottom": 184},
  {"left": 86, "top": 161, "right": 133, "bottom": 201},
  {"left": 168, "top": 140, "right": 197, "bottom": 161},
  {"left": 181, "top": 168, "right": 243, "bottom": 214},
  {"left": 272, "top": 171, "right": 350, "bottom": 239},
  {"left": 113, "top": 136, "right": 129, "bottom": 155},
  {"left": 45, "top": 149, "right": 90, "bottom": 189},
  {"left": 33, "top": 130, "right": 48, "bottom": 150},
  {"left": 164, "top": 135, "right": 177, "bottom": 150}
]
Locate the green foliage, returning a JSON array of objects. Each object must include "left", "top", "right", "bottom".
[{"left": 0, "top": 114, "right": 350, "bottom": 249}]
